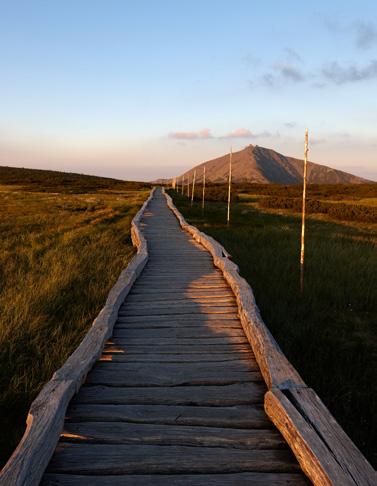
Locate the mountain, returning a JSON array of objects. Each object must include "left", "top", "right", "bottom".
[{"left": 175, "top": 145, "right": 370, "bottom": 184}]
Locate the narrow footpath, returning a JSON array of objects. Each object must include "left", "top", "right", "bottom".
[{"left": 42, "top": 189, "right": 308, "bottom": 485}]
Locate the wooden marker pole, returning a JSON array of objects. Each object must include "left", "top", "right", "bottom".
[
  {"left": 227, "top": 147, "right": 232, "bottom": 225},
  {"left": 181, "top": 176, "right": 184, "bottom": 195},
  {"left": 187, "top": 176, "right": 190, "bottom": 197},
  {"left": 300, "top": 129, "right": 309, "bottom": 293},
  {"left": 191, "top": 170, "right": 196, "bottom": 206},
  {"left": 202, "top": 166, "right": 206, "bottom": 212}
]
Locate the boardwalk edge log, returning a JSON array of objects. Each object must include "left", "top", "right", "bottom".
[
  {"left": 0, "top": 188, "right": 156, "bottom": 486},
  {"left": 163, "top": 189, "right": 376, "bottom": 486}
]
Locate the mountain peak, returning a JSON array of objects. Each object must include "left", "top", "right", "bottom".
[{"left": 178, "top": 145, "right": 370, "bottom": 184}]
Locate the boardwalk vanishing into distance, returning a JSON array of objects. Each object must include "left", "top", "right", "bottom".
[{"left": 42, "top": 189, "right": 308, "bottom": 485}]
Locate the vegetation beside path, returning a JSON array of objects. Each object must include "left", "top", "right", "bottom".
[
  {"left": 0, "top": 168, "right": 149, "bottom": 467},
  {"left": 169, "top": 185, "right": 377, "bottom": 468}
]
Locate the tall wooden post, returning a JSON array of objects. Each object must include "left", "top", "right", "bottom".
[
  {"left": 191, "top": 170, "right": 196, "bottom": 206},
  {"left": 227, "top": 147, "right": 232, "bottom": 225},
  {"left": 187, "top": 175, "right": 190, "bottom": 197},
  {"left": 181, "top": 176, "right": 184, "bottom": 195},
  {"left": 202, "top": 165, "right": 206, "bottom": 212},
  {"left": 300, "top": 129, "right": 309, "bottom": 293}
]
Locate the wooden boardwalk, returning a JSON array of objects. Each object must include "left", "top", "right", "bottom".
[{"left": 42, "top": 189, "right": 308, "bottom": 485}]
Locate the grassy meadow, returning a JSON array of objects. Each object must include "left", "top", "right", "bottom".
[
  {"left": 169, "top": 183, "right": 377, "bottom": 467},
  {"left": 0, "top": 168, "right": 149, "bottom": 466}
]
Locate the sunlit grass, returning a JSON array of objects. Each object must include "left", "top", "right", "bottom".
[
  {"left": 0, "top": 185, "right": 148, "bottom": 466},
  {"left": 170, "top": 189, "right": 377, "bottom": 467}
]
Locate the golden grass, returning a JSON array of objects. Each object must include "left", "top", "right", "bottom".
[{"left": 0, "top": 186, "right": 148, "bottom": 466}]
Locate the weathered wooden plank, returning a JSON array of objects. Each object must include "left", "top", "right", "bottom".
[
  {"left": 125, "top": 294, "right": 235, "bottom": 303},
  {"left": 61, "top": 422, "right": 285, "bottom": 449},
  {"left": 116, "top": 314, "right": 240, "bottom": 323},
  {"left": 105, "top": 343, "right": 253, "bottom": 354},
  {"left": 72, "top": 384, "right": 266, "bottom": 406},
  {"left": 110, "top": 337, "right": 249, "bottom": 346},
  {"left": 114, "top": 320, "right": 243, "bottom": 329},
  {"left": 112, "top": 328, "right": 245, "bottom": 339},
  {"left": 100, "top": 353, "right": 254, "bottom": 363},
  {"left": 139, "top": 269, "right": 223, "bottom": 275},
  {"left": 121, "top": 301, "right": 237, "bottom": 310},
  {"left": 86, "top": 364, "right": 261, "bottom": 386},
  {"left": 46, "top": 444, "right": 300, "bottom": 474},
  {"left": 66, "top": 404, "right": 271, "bottom": 428},
  {"left": 118, "top": 306, "right": 237, "bottom": 316},
  {"left": 131, "top": 283, "right": 230, "bottom": 290},
  {"left": 92, "top": 360, "right": 259, "bottom": 372},
  {"left": 137, "top": 276, "right": 224, "bottom": 281},
  {"left": 42, "top": 472, "right": 310, "bottom": 485},
  {"left": 129, "top": 287, "right": 233, "bottom": 294}
]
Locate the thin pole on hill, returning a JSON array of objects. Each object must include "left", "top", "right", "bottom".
[
  {"left": 191, "top": 170, "right": 196, "bottom": 206},
  {"left": 227, "top": 147, "right": 232, "bottom": 225},
  {"left": 202, "top": 165, "right": 206, "bottom": 212},
  {"left": 187, "top": 175, "right": 190, "bottom": 197},
  {"left": 181, "top": 176, "right": 184, "bottom": 195},
  {"left": 300, "top": 129, "right": 309, "bottom": 293}
]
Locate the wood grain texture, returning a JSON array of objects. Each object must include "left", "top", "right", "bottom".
[
  {"left": 265, "top": 389, "right": 377, "bottom": 486},
  {"left": 60, "top": 422, "right": 285, "bottom": 448},
  {"left": 104, "top": 343, "right": 254, "bottom": 353},
  {"left": 46, "top": 443, "right": 300, "bottom": 474},
  {"left": 85, "top": 362, "right": 262, "bottom": 386},
  {"left": 112, "top": 327, "right": 246, "bottom": 338},
  {"left": 66, "top": 403, "right": 271, "bottom": 427},
  {"left": 99, "top": 352, "right": 255, "bottom": 362},
  {"left": 70, "top": 382, "right": 266, "bottom": 406},
  {"left": 41, "top": 472, "right": 310, "bottom": 486}
]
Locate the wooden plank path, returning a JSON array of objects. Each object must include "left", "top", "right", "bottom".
[{"left": 42, "top": 189, "right": 308, "bottom": 485}]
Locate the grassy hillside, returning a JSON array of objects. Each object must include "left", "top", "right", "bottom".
[
  {"left": 169, "top": 185, "right": 377, "bottom": 467},
  {"left": 0, "top": 165, "right": 147, "bottom": 193},
  {"left": 0, "top": 167, "right": 150, "bottom": 467}
]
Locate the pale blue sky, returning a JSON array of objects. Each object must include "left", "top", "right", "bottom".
[{"left": 1, "top": 1, "right": 376, "bottom": 180}]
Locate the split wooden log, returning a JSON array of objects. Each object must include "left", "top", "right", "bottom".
[{"left": 265, "top": 388, "right": 377, "bottom": 486}]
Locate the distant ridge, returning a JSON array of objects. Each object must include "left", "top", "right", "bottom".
[
  {"left": 169, "top": 145, "right": 371, "bottom": 184},
  {"left": 0, "top": 165, "right": 148, "bottom": 193}
]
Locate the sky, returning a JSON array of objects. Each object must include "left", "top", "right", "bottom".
[{"left": 1, "top": 0, "right": 376, "bottom": 181}]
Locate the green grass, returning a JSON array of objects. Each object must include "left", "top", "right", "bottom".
[
  {"left": 170, "top": 189, "right": 377, "bottom": 467},
  {"left": 0, "top": 172, "right": 149, "bottom": 467}
]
